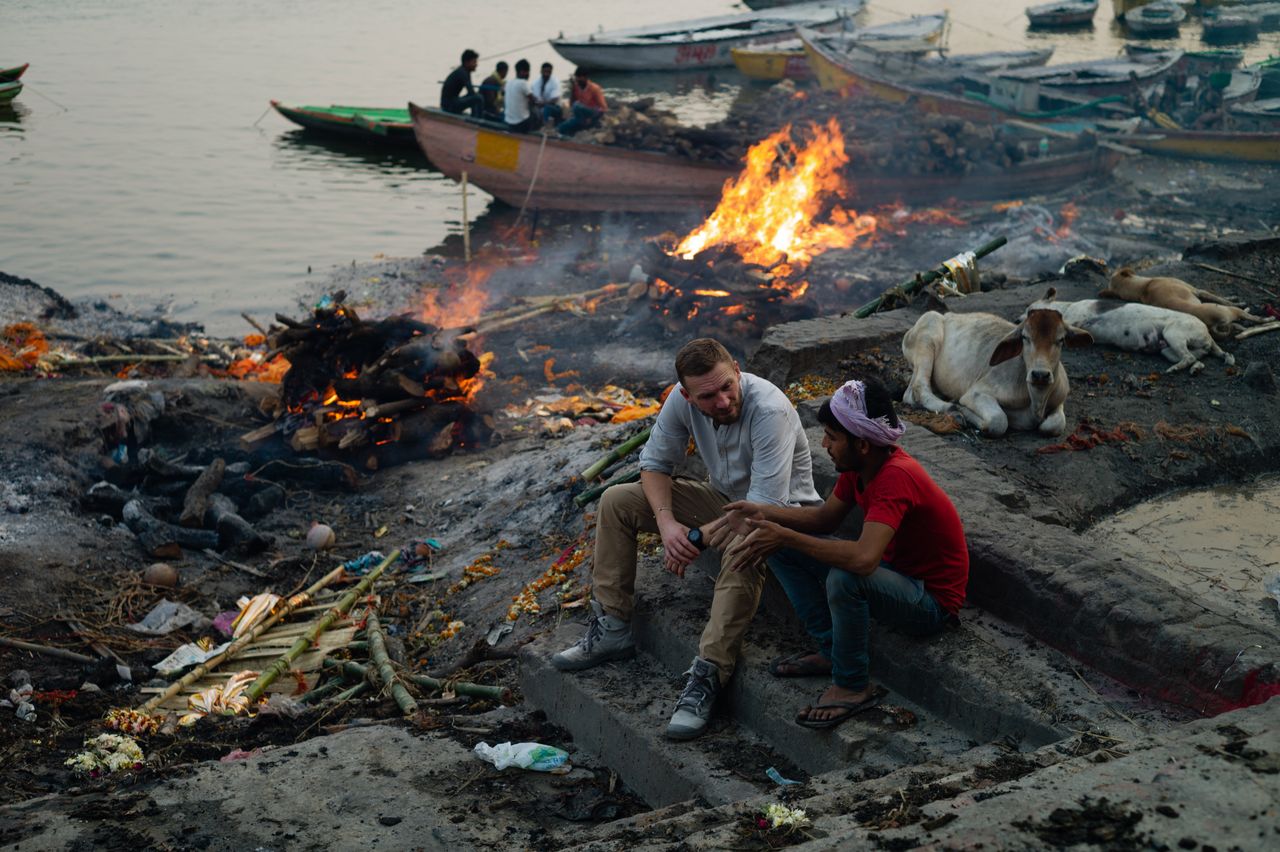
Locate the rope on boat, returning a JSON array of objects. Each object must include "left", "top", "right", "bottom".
[
  {"left": 481, "top": 39, "right": 553, "bottom": 62},
  {"left": 512, "top": 129, "right": 550, "bottom": 228}
]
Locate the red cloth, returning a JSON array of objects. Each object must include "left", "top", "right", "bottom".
[
  {"left": 833, "top": 447, "right": 968, "bottom": 613},
  {"left": 572, "top": 80, "right": 607, "bottom": 112}
]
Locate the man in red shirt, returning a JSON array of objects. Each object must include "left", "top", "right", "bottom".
[
  {"left": 556, "top": 67, "right": 608, "bottom": 136},
  {"left": 715, "top": 378, "right": 968, "bottom": 729}
]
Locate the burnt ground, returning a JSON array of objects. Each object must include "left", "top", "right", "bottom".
[{"left": 1, "top": 152, "right": 1278, "bottom": 848}]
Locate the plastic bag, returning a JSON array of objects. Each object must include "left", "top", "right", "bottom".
[{"left": 473, "top": 741, "right": 570, "bottom": 773}]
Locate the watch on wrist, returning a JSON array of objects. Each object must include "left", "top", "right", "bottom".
[{"left": 686, "top": 527, "right": 707, "bottom": 550}]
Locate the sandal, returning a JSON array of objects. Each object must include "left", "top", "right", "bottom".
[
  {"left": 795, "top": 691, "right": 883, "bottom": 730},
  {"left": 769, "top": 651, "right": 832, "bottom": 678}
]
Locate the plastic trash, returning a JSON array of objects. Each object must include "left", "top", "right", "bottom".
[
  {"left": 127, "top": 600, "right": 210, "bottom": 635},
  {"left": 473, "top": 741, "right": 570, "bottom": 773},
  {"left": 153, "top": 641, "right": 231, "bottom": 677},
  {"left": 766, "top": 766, "right": 800, "bottom": 786}
]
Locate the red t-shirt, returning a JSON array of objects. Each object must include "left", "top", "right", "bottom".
[{"left": 832, "top": 447, "right": 968, "bottom": 613}]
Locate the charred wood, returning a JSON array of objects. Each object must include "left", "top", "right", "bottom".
[
  {"left": 122, "top": 499, "right": 218, "bottom": 558},
  {"left": 179, "top": 457, "right": 225, "bottom": 527},
  {"left": 206, "top": 493, "right": 270, "bottom": 554}
]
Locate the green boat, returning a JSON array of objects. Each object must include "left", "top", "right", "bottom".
[
  {"left": 269, "top": 101, "right": 416, "bottom": 147},
  {"left": 0, "top": 81, "right": 22, "bottom": 104},
  {"left": 0, "top": 63, "right": 29, "bottom": 83}
]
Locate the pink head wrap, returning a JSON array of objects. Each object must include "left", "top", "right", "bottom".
[{"left": 829, "top": 380, "right": 906, "bottom": 446}]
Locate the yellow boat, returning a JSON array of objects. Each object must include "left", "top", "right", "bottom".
[
  {"left": 732, "top": 13, "right": 948, "bottom": 82},
  {"left": 1120, "top": 128, "right": 1280, "bottom": 162}
]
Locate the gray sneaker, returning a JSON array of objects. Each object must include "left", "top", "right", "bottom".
[
  {"left": 551, "top": 600, "right": 636, "bottom": 671},
  {"left": 666, "top": 656, "right": 720, "bottom": 740}
]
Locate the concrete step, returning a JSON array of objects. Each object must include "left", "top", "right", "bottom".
[{"left": 520, "top": 633, "right": 800, "bottom": 808}]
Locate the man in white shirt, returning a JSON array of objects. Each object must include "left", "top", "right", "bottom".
[
  {"left": 532, "top": 62, "right": 564, "bottom": 126},
  {"left": 503, "top": 59, "right": 536, "bottom": 133}
]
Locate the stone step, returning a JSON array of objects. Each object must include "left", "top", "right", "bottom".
[{"left": 520, "top": 634, "right": 799, "bottom": 808}]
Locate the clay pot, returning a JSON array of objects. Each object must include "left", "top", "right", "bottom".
[
  {"left": 306, "top": 523, "right": 336, "bottom": 550},
  {"left": 142, "top": 562, "right": 178, "bottom": 587}
]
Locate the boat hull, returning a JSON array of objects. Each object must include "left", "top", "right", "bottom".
[
  {"left": 732, "top": 47, "right": 813, "bottom": 81},
  {"left": 0, "top": 63, "right": 29, "bottom": 83},
  {"left": 271, "top": 101, "right": 417, "bottom": 147},
  {"left": 1123, "top": 129, "right": 1280, "bottom": 162},
  {"left": 0, "top": 81, "right": 22, "bottom": 104},
  {"left": 409, "top": 104, "right": 736, "bottom": 212}
]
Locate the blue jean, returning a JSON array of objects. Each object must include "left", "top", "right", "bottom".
[
  {"left": 556, "top": 103, "right": 603, "bottom": 136},
  {"left": 768, "top": 548, "right": 948, "bottom": 691}
]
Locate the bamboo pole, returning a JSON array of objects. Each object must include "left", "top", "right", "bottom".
[
  {"left": 366, "top": 611, "right": 418, "bottom": 716},
  {"left": 332, "top": 681, "right": 370, "bottom": 703},
  {"left": 297, "top": 676, "right": 345, "bottom": 705},
  {"left": 581, "top": 428, "right": 652, "bottom": 481},
  {"left": 574, "top": 469, "right": 641, "bottom": 508},
  {"left": 852, "top": 236, "right": 1008, "bottom": 319},
  {"left": 244, "top": 550, "right": 400, "bottom": 703},
  {"left": 322, "top": 658, "right": 514, "bottom": 704},
  {"left": 462, "top": 171, "right": 471, "bottom": 263},
  {"left": 140, "top": 564, "right": 349, "bottom": 713}
]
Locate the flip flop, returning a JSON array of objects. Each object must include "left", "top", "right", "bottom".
[
  {"left": 794, "top": 693, "right": 883, "bottom": 730},
  {"left": 769, "top": 651, "right": 832, "bottom": 678}
]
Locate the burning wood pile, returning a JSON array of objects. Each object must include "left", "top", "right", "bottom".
[
  {"left": 585, "top": 84, "right": 1095, "bottom": 176},
  {"left": 241, "top": 292, "right": 496, "bottom": 470}
]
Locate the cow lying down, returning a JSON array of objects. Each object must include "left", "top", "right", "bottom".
[
  {"left": 903, "top": 302, "right": 1092, "bottom": 437},
  {"left": 1029, "top": 290, "right": 1233, "bottom": 375}
]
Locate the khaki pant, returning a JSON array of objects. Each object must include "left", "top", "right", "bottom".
[{"left": 591, "top": 480, "right": 767, "bottom": 684}]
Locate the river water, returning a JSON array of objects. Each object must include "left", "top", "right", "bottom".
[{"left": 2, "top": 0, "right": 1277, "bottom": 334}]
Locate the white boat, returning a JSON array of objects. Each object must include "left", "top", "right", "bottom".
[
  {"left": 1026, "top": 0, "right": 1099, "bottom": 28},
  {"left": 548, "top": 1, "right": 865, "bottom": 72},
  {"left": 1230, "top": 96, "right": 1280, "bottom": 124},
  {"left": 995, "top": 49, "right": 1184, "bottom": 97},
  {"left": 731, "top": 13, "right": 949, "bottom": 80},
  {"left": 1125, "top": 0, "right": 1186, "bottom": 36}
]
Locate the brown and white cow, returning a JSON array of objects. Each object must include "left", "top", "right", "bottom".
[{"left": 902, "top": 294, "right": 1092, "bottom": 437}]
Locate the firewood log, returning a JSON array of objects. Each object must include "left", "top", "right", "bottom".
[
  {"left": 179, "top": 458, "right": 225, "bottom": 527},
  {"left": 123, "top": 500, "right": 217, "bottom": 558},
  {"left": 206, "top": 493, "right": 269, "bottom": 554},
  {"left": 254, "top": 458, "right": 359, "bottom": 490}
]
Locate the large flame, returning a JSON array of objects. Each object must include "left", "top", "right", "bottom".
[
  {"left": 422, "top": 265, "right": 492, "bottom": 329},
  {"left": 674, "top": 118, "right": 877, "bottom": 277}
]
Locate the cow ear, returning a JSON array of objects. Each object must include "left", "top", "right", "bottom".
[
  {"left": 990, "top": 329, "right": 1023, "bottom": 366},
  {"left": 1065, "top": 326, "right": 1093, "bottom": 349}
]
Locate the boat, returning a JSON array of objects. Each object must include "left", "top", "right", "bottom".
[
  {"left": 270, "top": 101, "right": 417, "bottom": 147},
  {"left": 1117, "top": 127, "right": 1280, "bottom": 161},
  {"left": 799, "top": 29, "right": 1129, "bottom": 123},
  {"left": 1111, "top": 0, "right": 1153, "bottom": 19},
  {"left": 731, "top": 13, "right": 949, "bottom": 81},
  {"left": 1125, "top": 43, "right": 1243, "bottom": 75},
  {"left": 1230, "top": 96, "right": 1280, "bottom": 124},
  {"left": 0, "top": 81, "right": 22, "bottom": 105},
  {"left": 548, "top": 1, "right": 865, "bottom": 72},
  {"left": 1215, "top": 68, "right": 1263, "bottom": 104},
  {"left": 1202, "top": 9, "right": 1261, "bottom": 44},
  {"left": 410, "top": 103, "right": 1124, "bottom": 211},
  {"left": 993, "top": 49, "right": 1183, "bottom": 98},
  {"left": 0, "top": 63, "right": 28, "bottom": 83},
  {"left": 1026, "top": 1, "right": 1099, "bottom": 28},
  {"left": 1126, "top": 1, "right": 1186, "bottom": 36}
]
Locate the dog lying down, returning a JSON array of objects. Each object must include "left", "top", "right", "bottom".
[
  {"left": 1028, "top": 288, "right": 1231, "bottom": 375},
  {"left": 1102, "top": 268, "right": 1268, "bottom": 339}
]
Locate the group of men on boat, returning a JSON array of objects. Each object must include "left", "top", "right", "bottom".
[
  {"left": 550, "top": 338, "right": 969, "bottom": 738},
  {"left": 440, "top": 49, "right": 608, "bottom": 136}
]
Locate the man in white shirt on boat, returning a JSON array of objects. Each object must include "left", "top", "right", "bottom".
[
  {"left": 532, "top": 62, "right": 564, "bottom": 126},
  {"left": 503, "top": 59, "right": 537, "bottom": 133}
]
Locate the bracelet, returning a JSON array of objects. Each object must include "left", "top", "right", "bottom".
[{"left": 655, "top": 506, "right": 673, "bottom": 515}]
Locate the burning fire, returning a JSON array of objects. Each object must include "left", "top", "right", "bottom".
[
  {"left": 422, "top": 265, "right": 493, "bottom": 329},
  {"left": 674, "top": 118, "right": 877, "bottom": 279}
]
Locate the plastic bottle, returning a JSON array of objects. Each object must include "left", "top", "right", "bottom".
[{"left": 473, "top": 741, "right": 570, "bottom": 773}]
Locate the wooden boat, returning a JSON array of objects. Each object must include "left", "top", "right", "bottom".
[
  {"left": 548, "top": 1, "right": 865, "bottom": 72},
  {"left": 1230, "top": 96, "right": 1280, "bottom": 124},
  {"left": 1215, "top": 68, "right": 1263, "bottom": 104},
  {"left": 410, "top": 103, "right": 1124, "bottom": 211},
  {"left": 800, "top": 29, "right": 1126, "bottom": 122},
  {"left": 1118, "top": 127, "right": 1280, "bottom": 161},
  {"left": 0, "top": 81, "right": 22, "bottom": 104},
  {"left": 1111, "top": 0, "right": 1154, "bottom": 19},
  {"left": 1202, "top": 10, "right": 1261, "bottom": 43},
  {"left": 270, "top": 101, "right": 416, "bottom": 146},
  {"left": 731, "top": 13, "right": 949, "bottom": 81},
  {"left": 1125, "top": 43, "right": 1243, "bottom": 74},
  {"left": 1125, "top": 1, "right": 1186, "bottom": 36},
  {"left": 994, "top": 49, "right": 1183, "bottom": 98},
  {"left": 1026, "top": 1, "right": 1099, "bottom": 28},
  {"left": 0, "top": 63, "right": 29, "bottom": 83}
]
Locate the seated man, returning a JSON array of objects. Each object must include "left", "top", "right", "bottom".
[
  {"left": 503, "top": 59, "right": 537, "bottom": 133},
  {"left": 556, "top": 68, "right": 608, "bottom": 136},
  {"left": 552, "top": 338, "right": 820, "bottom": 740},
  {"left": 723, "top": 378, "right": 968, "bottom": 729},
  {"left": 478, "top": 61, "right": 508, "bottom": 121},
  {"left": 532, "top": 62, "right": 564, "bottom": 125},
  {"left": 440, "top": 49, "right": 483, "bottom": 118}
]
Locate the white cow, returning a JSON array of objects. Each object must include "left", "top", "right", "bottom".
[
  {"left": 1028, "top": 292, "right": 1233, "bottom": 375},
  {"left": 903, "top": 299, "right": 1092, "bottom": 437}
]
